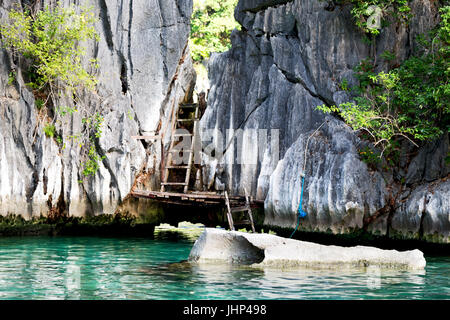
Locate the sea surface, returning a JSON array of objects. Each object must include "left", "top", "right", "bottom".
[{"left": 0, "top": 233, "right": 448, "bottom": 300}]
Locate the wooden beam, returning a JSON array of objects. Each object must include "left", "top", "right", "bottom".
[
  {"left": 130, "top": 190, "right": 265, "bottom": 210},
  {"left": 132, "top": 135, "right": 161, "bottom": 140}
]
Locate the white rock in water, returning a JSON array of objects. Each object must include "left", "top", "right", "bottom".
[{"left": 188, "top": 228, "right": 426, "bottom": 270}]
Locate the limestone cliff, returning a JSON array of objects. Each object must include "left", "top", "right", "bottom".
[
  {"left": 0, "top": 0, "right": 195, "bottom": 219},
  {"left": 0, "top": 0, "right": 448, "bottom": 245},
  {"left": 200, "top": 0, "right": 449, "bottom": 243}
]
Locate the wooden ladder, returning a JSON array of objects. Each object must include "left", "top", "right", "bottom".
[
  {"left": 161, "top": 103, "right": 199, "bottom": 193},
  {"left": 224, "top": 189, "right": 256, "bottom": 233}
]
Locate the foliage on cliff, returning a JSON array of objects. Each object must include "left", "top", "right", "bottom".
[
  {"left": 330, "top": 0, "right": 411, "bottom": 34},
  {"left": 0, "top": 213, "right": 154, "bottom": 237},
  {"left": 319, "top": 5, "right": 450, "bottom": 158},
  {"left": 0, "top": 4, "right": 104, "bottom": 178},
  {"left": 190, "top": 0, "right": 239, "bottom": 62},
  {"left": 0, "top": 4, "right": 98, "bottom": 91}
]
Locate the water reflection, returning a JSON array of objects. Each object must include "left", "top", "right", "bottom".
[{"left": 0, "top": 237, "right": 448, "bottom": 300}]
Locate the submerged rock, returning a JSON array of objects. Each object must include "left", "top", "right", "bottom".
[{"left": 188, "top": 228, "right": 426, "bottom": 270}]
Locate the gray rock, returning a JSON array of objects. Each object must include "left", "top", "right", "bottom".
[
  {"left": 189, "top": 228, "right": 427, "bottom": 269},
  {"left": 201, "top": 0, "right": 448, "bottom": 243},
  {"left": 392, "top": 181, "right": 450, "bottom": 242},
  {"left": 0, "top": 0, "right": 195, "bottom": 217},
  {"left": 405, "top": 135, "right": 450, "bottom": 185},
  {"left": 0, "top": 0, "right": 448, "bottom": 246}
]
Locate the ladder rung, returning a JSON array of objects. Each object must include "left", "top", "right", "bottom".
[
  {"left": 234, "top": 220, "right": 251, "bottom": 225},
  {"left": 179, "top": 104, "right": 198, "bottom": 109},
  {"left": 173, "top": 133, "right": 193, "bottom": 137},
  {"left": 168, "top": 149, "right": 192, "bottom": 153},
  {"left": 166, "top": 166, "right": 190, "bottom": 169},
  {"left": 231, "top": 206, "right": 250, "bottom": 213},
  {"left": 132, "top": 135, "right": 161, "bottom": 140},
  {"left": 177, "top": 119, "right": 195, "bottom": 122},
  {"left": 161, "top": 182, "right": 188, "bottom": 186}
]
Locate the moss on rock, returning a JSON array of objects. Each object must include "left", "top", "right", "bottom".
[{"left": 0, "top": 213, "right": 155, "bottom": 237}]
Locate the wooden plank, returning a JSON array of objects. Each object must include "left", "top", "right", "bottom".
[
  {"left": 231, "top": 206, "right": 249, "bottom": 213},
  {"left": 168, "top": 149, "right": 192, "bottom": 153},
  {"left": 130, "top": 193, "right": 223, "bottom": 207},
  {"left": 131, "top": 190, "right": 264, "bottom": 210},
  {"left": 132, "top": 135, "right": 161, "bottom": 140},
  {"left": 147, "top": 191, "right": 223, "bottom": 200},
  {"left": 166, "top": 165, "right": 190, "bottom": 169},
  {"left": 184, "top": 109, "right": 199, "bottom": 194},
  {"left": 190, "top": 191, "right": 219, "bottom": 195},
  {"left": 160, "top": 199, "right": 206, "bottom": 206},
  {"left": 245, "top": 189, "right": 256, "bottom": 233},
  {"left": 173, "top": 133, "right": 193, "bottom": 137},
  {"left": 224, "top": 191, "right": 235, "bottom": 231},
  {"left": 234, "top": 220, "right": 251, "bottom": 225},
  {"left": 179, "top": 104, "right": 198, "bottom": 109},
  {"left": 161, "top": 182, "right": 188, "bottom": 186},
  {"left": 161, "top": 98, "right": 180, "bottom": 192}
]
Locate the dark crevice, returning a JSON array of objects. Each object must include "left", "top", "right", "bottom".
[
  {"left": 418, "top": 198, "right": 427, "bottom": 240},
  {"left": 94, "top": 138, "right": 122, "bottom": 202},
  {"left": 55, "top": 166, "right": 67, "bottom": 217},
  {"left": 43, "top": 168, "right": 48, "bottom": 195},
  {"left": 158, "top": 2, "right": 169, "bottom": 82},
  {"left": 120, "top": 61, "right": 128, "bottom": 94},
  {"left": 127, "top": 0, "right": 134, "bottom": 77},
  {"left": 385, "top": 206, "right": 395, "bottom": 238},
  {"left": 174, "top": 0, "right": 184, "bottom": 19},
  {"left": 161, "top": 56, "right": 169, "bottom": 82},
  {"left": 362, "top": 188, "right": 401, "bottom": 238},
  {"left": 324, "top": 1, "right": 337, "bottom": 11},
  {"left": 274, "top": 62, "right": 332, "bottom": 106},
  {"left": 78, "top": 172, "right": 95, "bottom": 218},
  {"left": 419, "top": 186, "right": 432, "bottom": 240},
  {"left": 25, "top": 171, "right": 39, "bottom": 202},
  {"left": 43, "top": 138, "right": 67, "bottom": 221},
  {"left": 239, "top": 0, "right": 294, "bottom": 14},
  {"left": 99, "top": 0, "right": 114, "bottom": 52},
  {"left": 220, "top": 96, "right": 269, "bottom": 159},
  {"left": 7, "top": 94, "right": 39, "bottom": 209}
]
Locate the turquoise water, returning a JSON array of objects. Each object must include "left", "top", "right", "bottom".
[{"left": 0, "top": 236, "right": 448, "bottom": 300}]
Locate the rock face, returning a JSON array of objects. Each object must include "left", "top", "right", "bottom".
[
  {"left": 0, "top": 0, "right": 448, "bottom": 245},
  {"left": 200, "top": 0, "right": 449, "bottom": 243},
  {"left": 0, "top": 0, "right": 195, "bottom": 218},
  {"left": 189, "top": 228, "right": 427, "bottom": 269}
]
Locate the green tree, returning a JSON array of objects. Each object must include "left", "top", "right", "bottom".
[
  {"left": 318, "top": 6, "right": 450, "bottom": 158},
  {"left": 0, "top": 3, "right": 104, "bottom": 177},
  {"left": 0, "top": 4, "right": 98, "bottom": 92},
  {"left": 190, "top": 0, "right": 240, "bottom": 62}
]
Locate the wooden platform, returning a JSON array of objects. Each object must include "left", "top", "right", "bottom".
[
  {"left": 131, "top": 99, "right": 260, "bottom": 231},
  {"left": 131, "top": 190, "right": 264, "bottom": 209}
]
